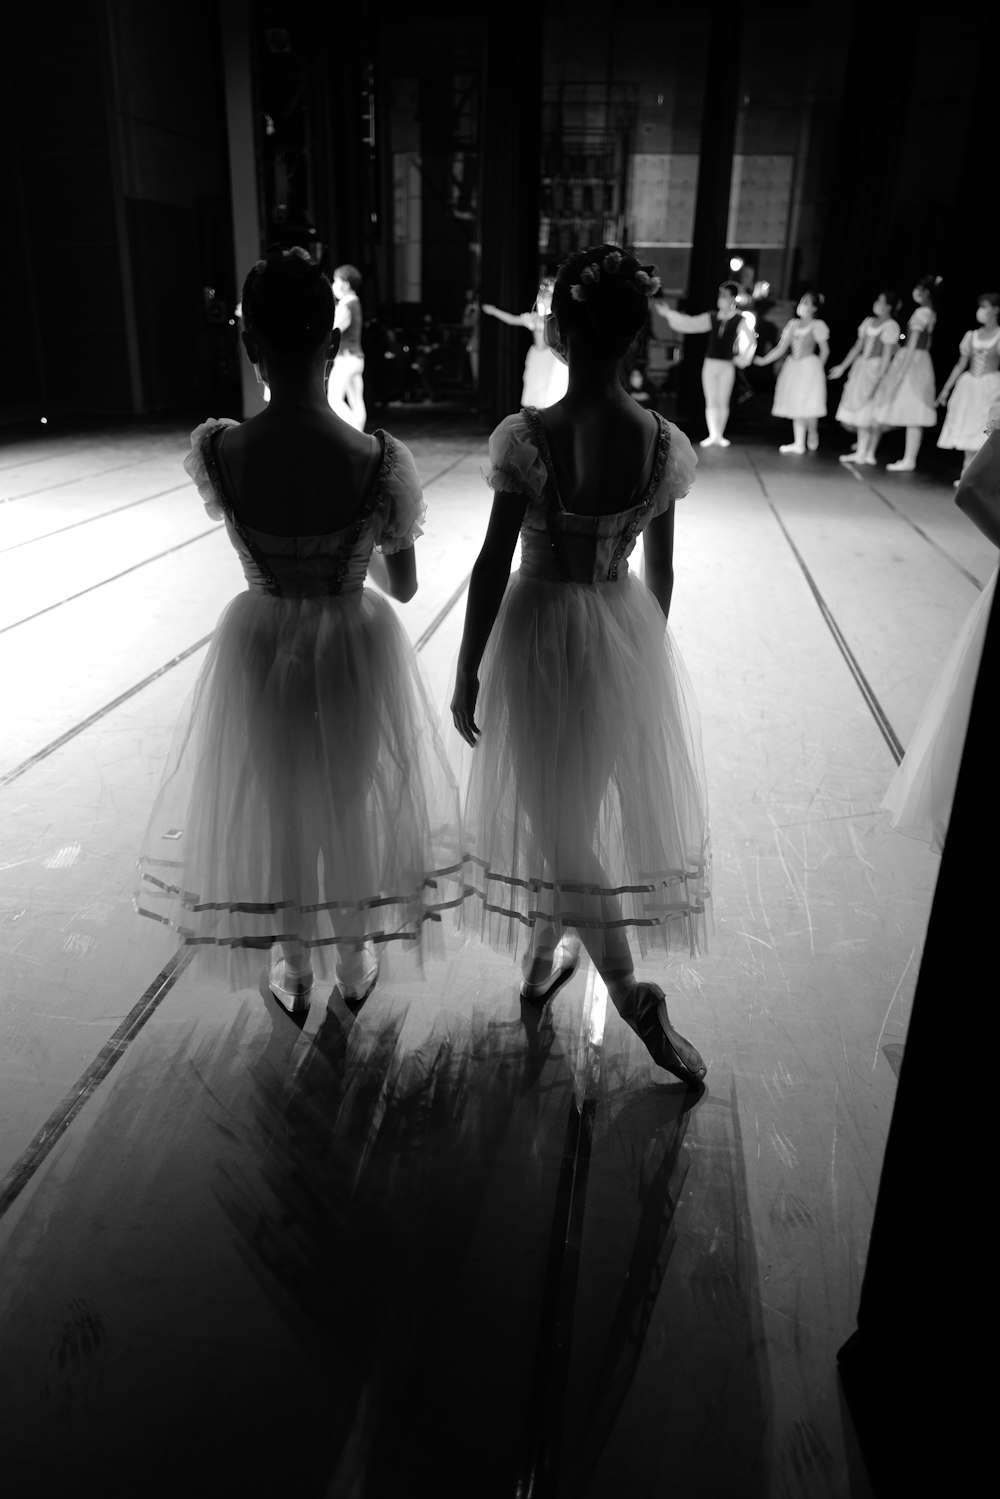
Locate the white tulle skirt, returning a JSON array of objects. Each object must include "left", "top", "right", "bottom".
[
  {"left": 772, "top": 354, "right": 827, "bottom": 419},
  {"left": 136, "top": 587, "right": 462, "bottom": 986},
  {"left": 872, "top": 349, "right": 937, "bottom": 429},
  {"left": 836, "top": 358, "right": 882, "bottom": 429},
  {"left": 460, "top": 570, "right": 710, "bottom": 960},
  {"left": 882, "top": 566, "right": 996, "bottom": 852},
  {"left": 938, "top": 372, "right": 1000, "bottom": 452}
]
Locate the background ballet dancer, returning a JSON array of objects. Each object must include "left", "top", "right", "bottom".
[
  {"left": 328, "top": 263, "right": 367, "bottom": 430},
  {"left": 829, "top": 291, "right": 902, "bottom": 466},
  {"left": 481, "top": 278, "right": 569, "bottom": 409},
  {"left": 937, "top": 291, "right": 1000, "bottom": 482},
  {"left": 652, "top": 280, "right": 757, "bottom": 447},
  {"left": 870, "top": 273, "right": 941, "bottom": 471},
  {"left": 753, "top": 289, "right": 829, "bottom": 454}
]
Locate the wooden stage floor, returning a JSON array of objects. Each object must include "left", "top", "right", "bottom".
[{"left": 0, "top": 411, "right": 989, "bottom": 1497}]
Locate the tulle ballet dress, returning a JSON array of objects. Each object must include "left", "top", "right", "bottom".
[
  {"left": 135, "top": 419, "right": 462, "bottom": 987},
  {"left": 883, "top": 419, "right": 999, "bottom": 851},
  {"left": 837, "top": 316, "right": 900, "bottom": 428},
  {"left": 872, "top": 306, "right": 937, "bottom": 428},
  {"left": 460, "top": 407, "right": 710, "bottom": 957},
  {"left": 938, "top": 328, "right": 1000, "bottom": 452},
  {"left": 772, "top": 318, "right": 830, "bottom": 419}
]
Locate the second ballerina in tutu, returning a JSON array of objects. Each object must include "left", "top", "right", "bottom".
[
  {"left": 754, "top": 289, "right": 830, "bottom": 453},
  {"left": 451, "top": 245, "right": 711, "bottom": 1085}
]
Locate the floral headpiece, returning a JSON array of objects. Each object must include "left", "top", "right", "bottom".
[{"left": 569, "top": 251, "right": 661, "bottom": 302}]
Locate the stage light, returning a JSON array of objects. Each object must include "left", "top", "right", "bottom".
[
  {"left": 40, "top": 417, "right": 47, "bottom": 424},
  {"left": 753, "top": 280, "right": 770, "bottom": 299},
  {"left": 730, "top": 257, "right": 744, "bottom": 272}
]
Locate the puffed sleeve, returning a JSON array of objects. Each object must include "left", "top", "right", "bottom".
[
  {"left": 959, "top": 331, "right": 973, "bottom": 358},
  {"left": 814, "top": 320, "right": 830, "bottom": 342},
  {"left": 881, "top": 319, "right": 901, "bottom": 345},
  {"left": 375, "top": 437, "right": 426, "bottom": 554},
  {"left": 183, "top": 418, "right": 238, "bottom": 521},
  {"left": 912, "top": 305, "right": 932, "bottom": 331},
  {"left": 858, "top": 319, "right": 869, "bottom": 339},
  {"left": 485, "top": 413, "right": 547, "bottom": 498},
  {"left": 661, "top": 421, "right": 697, "bottom": 503}
]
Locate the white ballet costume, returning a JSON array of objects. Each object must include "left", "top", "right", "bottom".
[
  {"left": 872, "top": 306, "right": 937, "bottom": 428},
  {"left": 135, "top": 420, "right": 462, "bottom": 986},
  {"left": 837, "top": 316, "right": 900, "bottom": 428},
  {"left": 883, "top": 419, "right": 1000, "bottom": 851},
  {"left": 521, "top": 343, "right": 569, "bottom": 409},
  {"left": 459, "top": 408, "right": 710, "bottom": 960},
  {"left": 938, "top": 328, "right": 1000, "bottom": 452},
  {"left": 772, "top": 319, "right": 829, "bottom": 419}
]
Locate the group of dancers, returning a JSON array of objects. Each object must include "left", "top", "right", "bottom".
[
  {"left": 485, "top": 269, "right": 999, "bottom": 479},
  {"left": 137, "top": 244, "right": 710, "bottom": 1086},
  {"left": 135, "top": 242, "right": 996, "bottom": 1094}
]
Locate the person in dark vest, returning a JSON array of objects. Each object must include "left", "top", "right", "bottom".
[
  {"left": 328, "top": 263, "right": 367, "bottom": 431},
  {"left": 652, "top": 280, "right": 757, "bottom": 447}
]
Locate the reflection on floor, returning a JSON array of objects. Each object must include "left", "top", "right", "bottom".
[{"left": 2, "top": 410, "right": 991, "bottom": 1496}]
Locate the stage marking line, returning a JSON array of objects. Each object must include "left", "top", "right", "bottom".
[
  {"left": 858, "top": 473, "right": 985, "bottom": 591},
  {"left": 0, "top": 526, "right": 222, "bottom": 638},
  {"left": 745, "top": 452, "right": 904, "bottom": 766},
  {"left": 0, "top": 455, "right": 155, "bottom": 502},
  {"left": 0, "top": 949, "right": 193, "bottom": 1220},
  {"left": 0, "top": 483, "right": 190, "bottom": 555}
]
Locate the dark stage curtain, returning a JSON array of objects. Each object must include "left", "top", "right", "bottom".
[
  {"left": 478, "top": 5, "right": 542, "bottom": 427},
  {"left": 838, "top": 561, "right": 997, "bottom": 1490}
]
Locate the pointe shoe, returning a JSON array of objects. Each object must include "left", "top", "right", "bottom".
[
  {"left": 336, "top": 942, "right": 379, "bottom": 1004},
  {"left": 618, "top": 982, "right": 706, "bottom": 1086},
  {"left": 779, "top": 443, "right": 806, "bottom": 455},
  {"left": 885, "top": 460, "right": 915, "bottom": 473},
  {"left": 269, "top": 955, "right": 314, "bottom": 1015},
  {"left": 520, "top": 935, "right": 581, "bottom": 1003}
]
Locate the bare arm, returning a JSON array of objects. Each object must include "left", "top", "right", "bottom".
[
  {"left": 481, "top": 303, "right": 531, "bottom": 328},
  {"left": 938, "top": 353, "right": 970, "bottom": 405},
  {"left": 642, "top": 505, "right": 676, "bottom": 622},
  {"left": 815, "top": 331, "right": 830, "bottom": 368},
  {"left": 829, "top": 337, "right": 862, "bottom": 380},
  {"left": 652, "top": 304, "right": 713, "bottom": 336},
  {"left": 754, "top": 324, "right": 793, "bottom": 368},
  {"left": 451, "top": 493, "right": 528, "bottom": 745},
  {"left": 367, "top": 545, "right": 418, "bottom": 602},
  {"left": 955, "top": 430, "right": 1000, "bottom": 548}
]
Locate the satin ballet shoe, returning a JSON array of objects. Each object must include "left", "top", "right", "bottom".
[
  {"left": 839, "top": 451, "right": 864, "bottom": 464},
  {"left": 699, "top": 436, "right": 717, "bottom": 448},
  {"left": 886, "top": 460, "right": 915, "bottom": 472},
  {"left": 520, "top": 936, "right": 581, "bottom": 1004},
  {"left": 715, "top": 436, "right": 731, "bottom": 448},
  {"left": 806, "top": 432, "right": 819, "bottom": 451},
  {"left": 336, "top": 942, "right": 380, "bottom": 1005},
  {"left": 779, "top": 443, "right": 806, "bottom": 455},
  {"left": 618, "top": 982, "right": 706, "bottom": 1087},
  {"left": 269, "top": 956, "right": 314, "bottom": 1016}
]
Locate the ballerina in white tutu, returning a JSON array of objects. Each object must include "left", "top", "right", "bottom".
[
  {"left": 882, "top": 406, "right": 1000, "bottom": 850},
  {"left": 481, "top": 279, "right": 569, "bottom": 409},
  {"left": 754, "top": 289, "right": 830, "bottom": 453},
  {"left": 451, "top": 245, "right": 710, "bottom": 1086},
  {"left": 937, "top": 291, "right": 1000, "bottom": 482},
  {"left": 870, "top": 273, "right": 941, "bottom": 471},
  {"left": 829, "top": 291, "right": 901, "bottom": 466},
  {"left": 136, "top": 248, "right": 460, "bottom": 1011}
]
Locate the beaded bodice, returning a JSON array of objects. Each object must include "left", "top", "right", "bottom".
[
  {"left": 202, "top": 429, "right": 397, "bottom": 597},
  {"left": 789, "top": 321, "right": 821, "bottom": 359},
  {"left": 517, "top": 408, "right": 672, "bottom": 584},
  {"left": 863, "top": 318, "right": 891, "bottom": 358}
]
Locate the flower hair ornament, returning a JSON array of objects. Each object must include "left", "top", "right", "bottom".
[{"left": 570, "top": 254, "right": 661, "bottom": 302}]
